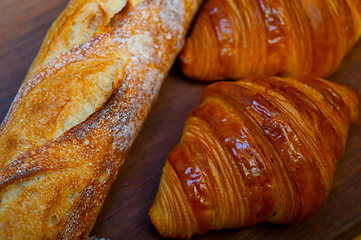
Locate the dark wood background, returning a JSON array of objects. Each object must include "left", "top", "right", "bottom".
[{"left": 0, "top": 0, "right": 361, "bottom": 239}]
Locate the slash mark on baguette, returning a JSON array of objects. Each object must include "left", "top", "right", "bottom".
[{"left": 0, "top": 57, "right": 123, "bottom": 167}]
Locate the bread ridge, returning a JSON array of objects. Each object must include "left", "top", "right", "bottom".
[
  {"left": 23, "top": 0, "right": 128, "bottom": 82},
  {"left": 0, "top": 0, "right": 202, "bottom": 238}
]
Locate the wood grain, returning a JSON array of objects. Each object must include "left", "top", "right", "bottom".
[{"left": 0, "top": 0, "right": 360, "bottom": 239}]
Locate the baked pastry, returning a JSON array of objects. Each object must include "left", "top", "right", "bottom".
[
  {"left": 149, "top": 75, "right": 359, "bottom": 238},
  {"left": 0, "top": 0, "right": 202, "bottom": 238},
  {"left": 179, "top": 0, "right": 361, "bottom": 81}
]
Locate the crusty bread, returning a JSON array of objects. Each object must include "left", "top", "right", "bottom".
[{"left": 0, "top": 0, "right": 202, "bottom": 238}]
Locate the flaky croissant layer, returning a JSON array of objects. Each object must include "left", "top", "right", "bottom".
[
  {"left": 149, "top": 75, "right": 359, "bottom": 239},
  {"left": 179, "top": 0, "right": 361, "bottom": 81}
]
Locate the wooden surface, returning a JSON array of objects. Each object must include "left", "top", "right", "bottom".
[{"left": 0, "top": 0, "right": 360, "bottom": 239}]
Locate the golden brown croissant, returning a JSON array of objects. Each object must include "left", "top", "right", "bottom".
[
  {"left": 149, "top": 75, "right": 359, "bottom": 238},
  {"left": 0, "top": 0, "right": 202, "bottom": 238},
  {"left": 179, "top": 0, "right": 361, "bottom": 81}
]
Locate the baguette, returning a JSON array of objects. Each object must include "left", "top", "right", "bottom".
[{"left": 0, "top": 0, "right": 202, "bottom": 238}]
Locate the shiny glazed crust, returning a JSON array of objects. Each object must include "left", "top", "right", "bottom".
[
  {"left": 149, "top": 75, "right": 359, "bottom": 238},
  {"left": 0, "top": 0, "right": 202, "bottom": 238},
  {"left": 179, "top": 0, "right": 361, "bottom": 81}
]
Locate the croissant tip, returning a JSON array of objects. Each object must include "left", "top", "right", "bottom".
[
  {"left": 149, "top": 202, "right": 165, "bottom": 237},
  {"left": 179, "top": 47, "right": 192, "bottom": 72},
  {"left": 149, "top": 160, "right": 201, "bottom": 239}
]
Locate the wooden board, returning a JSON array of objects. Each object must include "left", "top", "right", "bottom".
[{"left": 0, "top": 0, "right": 360, "bottom": 239}]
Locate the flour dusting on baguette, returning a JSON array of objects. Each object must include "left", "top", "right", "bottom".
[{"left": 0, "top": 0, "right": 202, "bottom": 238}]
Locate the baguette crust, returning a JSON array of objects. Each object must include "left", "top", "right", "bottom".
[
  {"left": 0, "top": 0, "right": 202, "bottom": 238},
  {"left": 24, "top": 0, "right": 128, "bottom": 81}
]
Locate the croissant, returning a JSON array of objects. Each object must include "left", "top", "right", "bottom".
[
  {"left": 179, "top": 0, "right": 361, "bottom": 81},
  {"left": 149, "top": 75, "right": 359, "bottom": 238}
]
